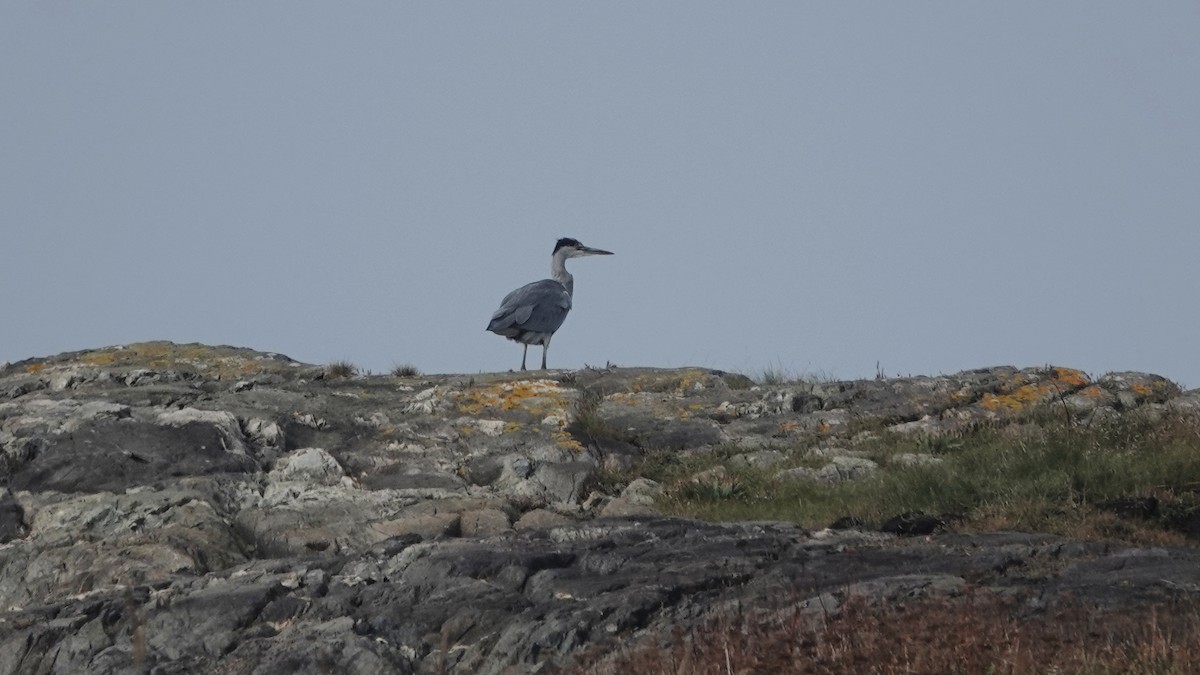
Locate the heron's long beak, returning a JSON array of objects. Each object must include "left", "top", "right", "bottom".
[{"left": 580, "top": 246, "right": 613, "bottom": 256}]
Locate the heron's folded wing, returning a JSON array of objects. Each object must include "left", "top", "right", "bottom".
[
  {"left": 488, "top": 279, "right": 570, "bottom": 332},
  {"left": 517, "top": 285, "right": 572, "bottom": 334}
]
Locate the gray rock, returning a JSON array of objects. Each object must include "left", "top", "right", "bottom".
[
  {"left": 0, "top": 488, "right": 27, "bottom": 543},
  {"left": 599, "top": 479, "right": 664, "bottom": 517},
  {"left": 1062, "top": 386, "right": 1118, "bottom": 413},
  {"left": 359, "top": 466, "right": 466, "bottom": 492},
  {"left": 532, "top": 460, "right": 596, "bottom": 504},
  {"left": 1100, "top": 371, "right": 1181, "bottom": 408},
  {"left": 688, "top": 465, "right": 730, "bottom": 485},
  {"left": 776, "top": 466, "right": 821, "bottom": 482},
  {"left": 619, "top": 477, "right": 663, "bottom": 504},
  {"left": 269, "top": 447, "right": 346, "bottom": 485},
  {"left": 818, "top": 456, "right": 879, "bottom": 481},
  {"left": 806, "top": 446, "right": 869, "bottom": 460},
  {"left": 892, "top": 453, "right": 944, "bottom": 467},
  {"left": 728, "top": 449, "right": 786, "bottom": 469},
  {"left": 460, "top": 508, "right": 513, "bottom": 537},
  {"left": 779, "top": 456, "right": 879, "bottom": 483},
  {"left": 8, "top": 418, "right": 261, "bottom": 493},
  {"left": 4, "top": 518, "right": 1200, "bottom": 675},
  {"left": 514, "top": 508, "right": 575, "bottom": 530},
  {"left": 1, "top": 343, "right": 1198, "bottom": 674}
]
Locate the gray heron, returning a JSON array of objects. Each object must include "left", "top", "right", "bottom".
[{"left": 487, "top": 237, "right": 613, "bottom": 370}]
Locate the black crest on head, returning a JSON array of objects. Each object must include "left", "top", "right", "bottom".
[{"left": 553, "top": 237, "right": 582, "bottom": 253}]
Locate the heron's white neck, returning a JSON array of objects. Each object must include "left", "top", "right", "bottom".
[{"left": 551, "top": 251, "right": 574, "bottom": 297}]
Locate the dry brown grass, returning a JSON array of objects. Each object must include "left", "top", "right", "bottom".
[
  {"left": 565, "top": 591, "right": 1200, "bottom": 675},
  {"left": 324, "top": 360, "right": 358, "bottom": 379},
  {"left": 391, "top": 363, "right": 421, "bottom": 377}
]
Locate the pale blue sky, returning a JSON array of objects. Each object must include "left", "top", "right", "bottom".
[{"left": 3, "top": 4, "right": 1198, "bottom": 385}]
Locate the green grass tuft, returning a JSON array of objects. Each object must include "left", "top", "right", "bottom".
[
  {"left": 756, "top": 365, "right": 838, "bottom": 387},
  {"left": 598, "top": 409, "right": 1200, "bottom": 543}
]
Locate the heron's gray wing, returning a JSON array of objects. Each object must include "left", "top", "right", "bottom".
[{"left": 487, "top": 279, "right": 571, "bottom": 334}]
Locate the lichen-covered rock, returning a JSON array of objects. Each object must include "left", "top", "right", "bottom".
[
  {"left": 1100, "top": 371, "right": 1182, "bottom": 408},
  {"left": 0, "top": 343, "right": 1194, "bottom": 674}
]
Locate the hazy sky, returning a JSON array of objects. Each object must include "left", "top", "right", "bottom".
[{"left": 3, "top": 4, "right": 1198, "bottom": 386}]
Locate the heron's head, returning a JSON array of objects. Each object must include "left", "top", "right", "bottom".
[{"left": 554, "top": 237, "right": 614, "bottom": 258}]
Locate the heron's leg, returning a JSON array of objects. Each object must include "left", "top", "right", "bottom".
[
  {"left": 541, "top": 344, "right": 548, "bottom": 370},
  {"left": 521, "top": 344, "right": 528, "bottom": 371}
]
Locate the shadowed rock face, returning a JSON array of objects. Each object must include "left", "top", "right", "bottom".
[{"left": 0, "top": 342, "right": 1197, "bottom": 674}]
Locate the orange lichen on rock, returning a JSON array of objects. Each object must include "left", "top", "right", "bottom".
[
  {"left": 73, "top": 342, "right": 298, "bottom": 380},
  {"left": 1130, "top": 381, "right": 1172, "bottom": 397},
  {"left": 980, "top": 384, "right": 1053, "bottom": 412},
  {"left": 980, "top": 368, "right": 1090, "bottom": 412},
  {"left": 455, "top": 379, "right": 569, "bottom": 417},
  {"left": 554, "top": 429, "right": 586, "bottom": 453},
  {"left": 631, "top": 369, "right": 712, "bottom": 395},
  {"left": 1052, "top": 367, "right": 1090, "bottom": 387}
]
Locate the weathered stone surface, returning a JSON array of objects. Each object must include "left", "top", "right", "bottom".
[
  {"left": 8, "top": 419, "right": 261, "bottom": 493},
  {"left": 599, "top": 478, "right": 663, "bottom": 518},
  {"left": 0, "top": 343, "right": 1197, "bottom": 674},
  {"left": 460, "top": 508, "right": 512, "bottom": 537},
  {"left": 779, "top": 456, "right": 879, "bottom": 483},
  {"left": 2, "top": 518, "right": 1199, "bottom": 674},
  {"left": 513, "top": 508, "right": 574, "bottom": 530},
  {"left": 0, "top": 489, "right": 25, "bottom": 543},
  {"left": 892, "top": 452, "right": 944, "bottom": 467},
  {"left": 728, "top": 449, "right": 787, "bottom": 469}
]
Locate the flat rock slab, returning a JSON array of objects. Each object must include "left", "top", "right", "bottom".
[{"left": 2, "top": 518, "right": 1199, "bottom": 675}]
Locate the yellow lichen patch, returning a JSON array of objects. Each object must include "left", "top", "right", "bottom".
[
  {"left": 24, "top": 362, "right": 47, "bottom": 374},
  {"left": 454, "top": 379, "right": 570, "bottom": 417},
  {"left": 80, "top": 351, "right": 118, "bottom": 367},
  {"left": 554, "top": 429, "right": 586, "bottom": 453},
  {"left": 82, "top": 344, "right": 192, "bottom": 368},
  {"left": 1077, "top": 385, "right": 1106, "bottom": 398},
  {"left": 73, "top": 342, "right": 300, "bottom": 380},
  {"left": 673, "top": 369, "right": 711, "bottom": 394},
  {"left": 607, "top": 392, "right": 643, "bottom": 406},
  {"left": 631, "top": 369, "right": 712, "bottom": 395},
  {"left": 979, "top": 384, "right": 1054, "bottom": 412},
  {"left": 981, "top": 368, "right": 1091, "bottom": 413},
  {"left": 1129, "top": 381, "right": 1170, "bottom": 397}
]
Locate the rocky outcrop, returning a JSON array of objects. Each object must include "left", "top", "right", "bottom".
[{"left": 0, "top": 342, "right": 1197, "bottom": 673}]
